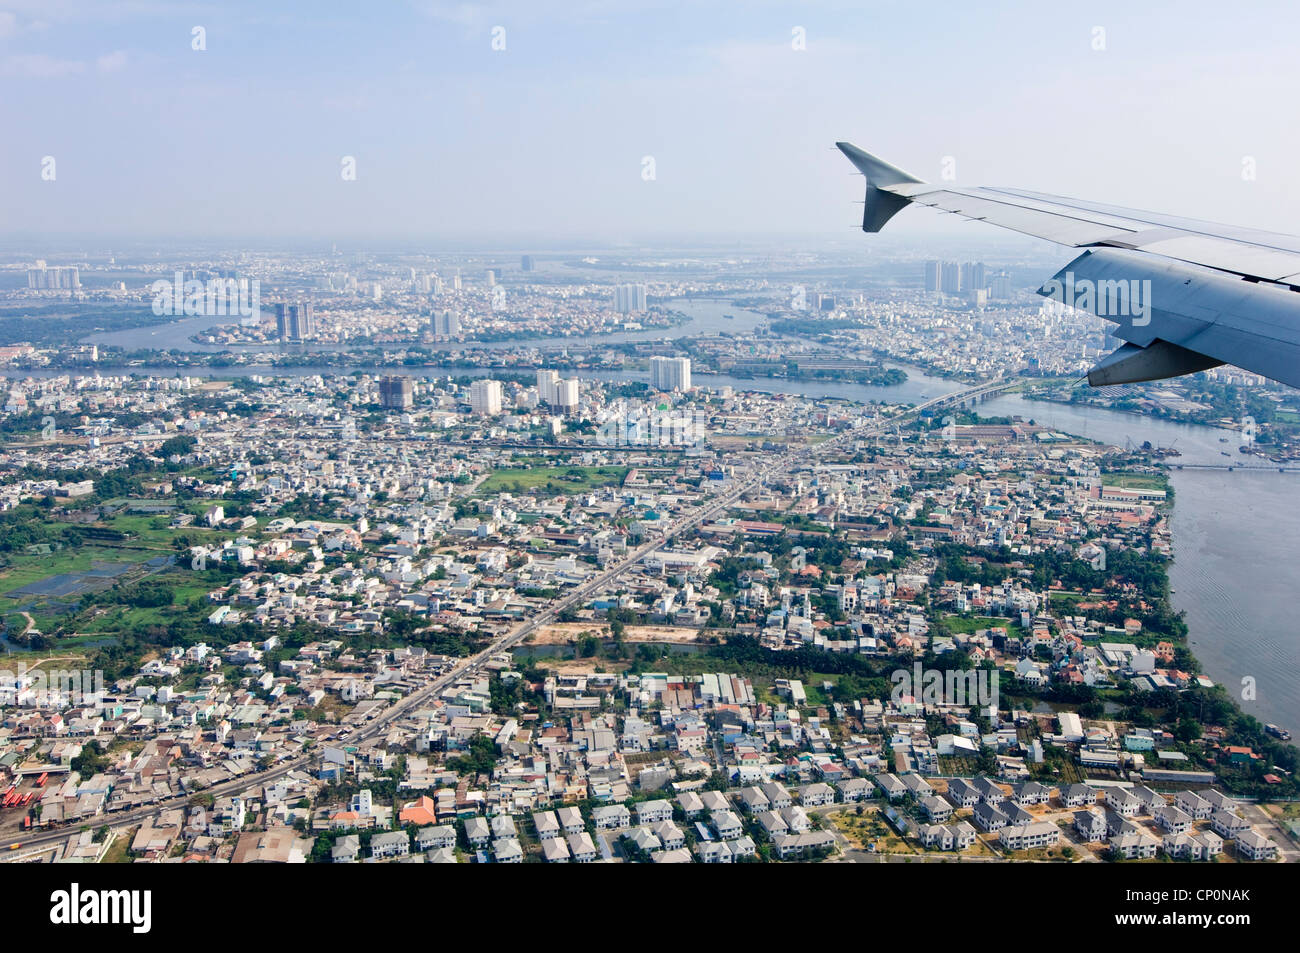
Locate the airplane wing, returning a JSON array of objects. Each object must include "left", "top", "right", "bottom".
[{"left": 837, "top": 141, "right": 1300, "bottom": 388}]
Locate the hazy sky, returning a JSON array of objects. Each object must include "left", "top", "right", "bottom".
[{"left": 4, "top": 0, "right": 1300, "bottom": 245}]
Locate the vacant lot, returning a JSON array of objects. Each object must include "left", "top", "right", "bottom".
[{"left": 477, "top": 465, "right": 629, "bottom": 496}]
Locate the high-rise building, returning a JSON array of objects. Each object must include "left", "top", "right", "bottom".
[
  {"left": 432, "top": 310, "right": 460, "bottom": 337},
  {"left": 469, "top": 378, "right": 503, "bottom": 415},
  {"left": 817, "top": 293, "right": 836, "bottom": 311},
  {"left": 990, "top": 272, "right": 1013, "bottom": 300},
  {"left": 614, "top": 283, "right": 648, "bottom": 313},
  {"left": 520, "top": 255, "right": 535, "bottom": 272},
  {"left": 964, "top": 261, "right": 987, "bottom": 292},
  {"left": 378, "top": 376, "right": 414, "bottom": 410},
  {"left": 485, "top": 269, "right": 497, "bottom": 287},
  {"left": 293, "top": 302, "right": 313, "bottom": 339},
  {"left": 27, "top": 265, "right": 80, "bottom": 290},
  {"left": 553, "top": 378, "right": 580, "bottom": 413},
  {"left": 923, "top": 260, "right": 941, "bottom": 292},
  {"left": 275, "top": 301, "right": 315, "bottom": 341},
  {"left": 940, "top": 261, "right": 963, "bottom": 294},
  {"left": 650, "top": 356, "right": 691, "bottom": 391},
  {"left": 536, "top": 369, "right": 560, "bottom": 405}
]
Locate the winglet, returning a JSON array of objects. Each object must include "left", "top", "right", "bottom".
[{"left": 836, "top": 142, "right": 923, "bottom": 232}]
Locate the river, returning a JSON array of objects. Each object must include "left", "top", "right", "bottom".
[{"left": 14, "top": 297, "right": 1300, "bottom": 733}]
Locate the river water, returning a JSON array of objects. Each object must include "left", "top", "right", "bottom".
[{"left": 15, "top": 298, "right": 1300, "bottom": 732}]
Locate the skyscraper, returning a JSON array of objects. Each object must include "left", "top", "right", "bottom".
[
  {"left": 275, "top": 301, "right": 314, "bottom": 341},
  {"left": 923, "top": 260, "right": 941, "bottom": 292},
  {"left": 536, "top": 369, "right": 560, "bottom": 405},
  {"left": 650, "top": 356, "right": 691, "bottom": 391},
  {"left": 614, "top": 283, "right": 648, "bottom": 313},
  {"left": 27, "top": 265, "right": 80, "bottom": 290},
  {"left": 520, "top": 255, "right": 535, "bottom": 272},
  {"left": 432, "top": 310, "right": 460, "bottom": 337},
  {"left": 378, "top": 376, "right": 414, "bottom": 410},
  {"left": 469, "top": 378, "right": 503, "bottom": 415},
  {"left": 553, "top": 378, "right": 580, "bottom": 413},
  {"left": 940, "top": 261, "right": 962, "bottom": 295},
  {"left": 990, "top": 272, "right": 1013, "bottom": 300}
]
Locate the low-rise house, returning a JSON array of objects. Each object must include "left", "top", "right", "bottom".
[
  {"left": 593, "top": 804, "right": 631, "bottom": 831},
  {"left": 737, "top": 786, "right": 769, "bottom": 813},
  {"left": 874, "top": 773, "right": 907, "bottom": 801},
  {"left": 713, "top": 809, "right": 743, "bottom": 840},
  {"left": 415, "top": 825, "right": 457, "bottom": 852},
  {"left": 533, "top": 811, "right": 561, "bottom": 840},
  {"left": 542, "top": 837, "right": 571, "bottom": 863},
  {"left": 945, "top": 778, "right": 980, "bottom": 809},
  {"left": 1110, "top": 829, "right": 1160, "bottom": 860},
  {"left": 836, "top": 778, "right": 872, "bottom": 802},
  {"left": 1105, "top": 787, "right": 1142, "bottom": 817},
  {"left": 1074, "top": 808, "right": 1107, "bottom": 843},
  {"left": 677, "top": 791, "right": 705, "bottom": 818},
  {"left": 558, "top": 806, "right": 585, "bottom": 834},
  {"left": 495, "top": 838, "right": 524, "bottom": 863},
  {"left": 1234, "top": 829, "right": 1277, "bottom": 862},
  {"left": 901, "top": 773, "right": 934, "bottom": 798},
  {"left": 1174, "top": 790, "right": 1213, "bottom": 820},
  {"left": 1000, "top": 821, "right": 1059, "bottom": 852},
  {"left": 972, "top": 776, "right": 1005, "bottom": 805},
  {"left": 1012, "top": 781, "right": 1053, "bottom": 806},
  {"left": 1210, "top": 809, "right": 1250, "bottom": 839},
  {"left": 920, "top": 795, "right": 952, "bottom": 822},
  {"left": 654, "top": 820, "right": 685, "bottom": 850},
  {"left": 1154, "top": 805, "right": 1192, "bottom": 835},
  {"left": 755, "top": 810, "right": 787, "bottom": 837},
  {"left": 760, "top": 782, "right": 792, "bottom": 810},
  {"left": 1059, "top": 783, "right": 1097, "bottom": 808},
  {"left": 973, "top": 801, "right": 1010, "bottom": 832},
  {"left": 697, "top": 840, "right": 732, "bottom": 863},
  {"left": 771, "top": 830, "right": 835, "bottom": 860},
  {"left": 370, "top": 830, "right": 410, "bottom": 860},
  {"left": 636, "top": 799, "right": 673, "bottom": 826},
  {"left": 798, "top": 783, "right": 835, "bottom": 807},
  {"left": 729, "top": 835, "right": 757, "bottom": 860},
  {"left": 331, "top": 834, "right": 360, "bottom": 863},
  {"left": 625, "top": 827, "right": 662, "bottom": 855},
  {"left": 566, "top": 831, "right": 598, "bottom": 863},
  {"left": 1163, "top": 830, "right": 1224, "bottom": 861},
  {"left": 920, "top": 822, "right": 974, "bottom": 851}
]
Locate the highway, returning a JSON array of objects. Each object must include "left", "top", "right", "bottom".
[{"left": 5, "top": 376, "right": 1014, "bottom": 857}]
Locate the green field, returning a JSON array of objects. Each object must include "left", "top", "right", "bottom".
[
  {"left": 477, "top": 465, "right": 629, "bottom": 496},
  {"left": 1100, "top": 472, "right": 1169, "bottom": 490},
  {"left": 940, "top": 615, "right": 1026, "bottom": 639}
]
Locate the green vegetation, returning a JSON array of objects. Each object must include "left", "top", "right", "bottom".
[{"left": 476, "top": 465, "right": 629, "bottom": 496}]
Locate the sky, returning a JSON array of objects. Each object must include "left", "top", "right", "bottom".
[{"left": 4, "top": 0, "right": 1300, "bottom": 245}]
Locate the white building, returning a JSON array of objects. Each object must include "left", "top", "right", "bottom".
[
  {"left": 469, "top": 379, "right": 503, "bottom": 415},
  {"left": 650, "top": 356, "right": 691, "bottom": 392}
]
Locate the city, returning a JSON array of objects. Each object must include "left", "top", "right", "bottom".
[{"left": 0, "top": 0, "right": 1288, "bottom": 938}]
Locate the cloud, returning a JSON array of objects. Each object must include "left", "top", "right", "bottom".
[
  {"left": 0, "top": 12, "right": 17, "bottom": 37},
  {"left": 2, "top": 52, "right": 86, "bottom": 77},
  {"left": 96, "top": 49, "right": 128, "bottom": 72}
]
